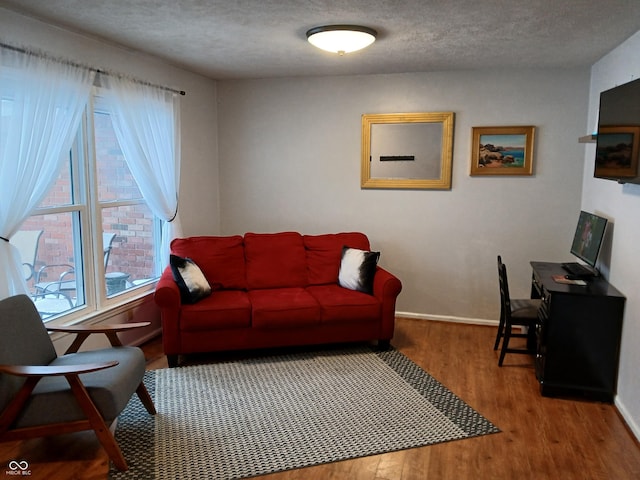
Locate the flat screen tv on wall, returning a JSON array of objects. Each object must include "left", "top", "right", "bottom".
[{"left": 595, "top": 77, "right": 640, "bottom": 184}]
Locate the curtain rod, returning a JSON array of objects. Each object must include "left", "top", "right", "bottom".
[{"left": 1, "top": 42, "right": 186, "bottom": 96}]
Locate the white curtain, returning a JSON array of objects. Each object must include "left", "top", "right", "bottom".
[
  {"left": 0, "top": 48, "right": 95, "bottom": 299},
  {"left": 101, "top": 75, "right": 181, "bottom": 267}
]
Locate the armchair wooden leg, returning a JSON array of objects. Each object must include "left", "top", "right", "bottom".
[
  {"left": 64, "top": 332, "right": 92, "bottom": 354},
  {"left": 0, "top": 376, "right": 41, "bottom": 436},
  {"left": 66, "top": 375, "right": 128, "bottom": 471},
  {"left": 136, "top": 383, "right": 157, "bottom": 415}
]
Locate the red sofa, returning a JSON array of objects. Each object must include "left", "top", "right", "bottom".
[{"left": 154, "top": 231, "right": 402, "bottom": 367}]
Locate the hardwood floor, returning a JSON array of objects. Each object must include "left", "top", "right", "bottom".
[{"left": 2, "top": 317, "right": 640, "bottom": 479}]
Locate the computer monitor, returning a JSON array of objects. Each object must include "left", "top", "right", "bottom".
[{"left": 570, "top": 211, "right": 608, "bottom": 268}]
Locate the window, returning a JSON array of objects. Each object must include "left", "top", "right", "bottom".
[{"left": 23, "top": 90, "right": 162, "bottom": 322}]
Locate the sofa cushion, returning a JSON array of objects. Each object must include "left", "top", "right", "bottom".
[
  {"left": 179, "top": 290, "right": 251, "bottom": 332},
  {"left": 303, "top": 232, "right": 371, "bottom": 285},
  {"left": 169, "top": 254, "right": 212, "bottom": 304},
  {"left": 244, "top": 232, "right": 308, "bottom": 289},
  {"left": 338, "top": 247, "right": 380, "bottom": 294},
  {"left": 249, "top": 288, "right": 321, "bottom": 329},
  {"left": 170, "top": 236, "right": 246, "bottom": 290},
  {"left": 307, "top": 285, "right": 381, "bottom": 324}
]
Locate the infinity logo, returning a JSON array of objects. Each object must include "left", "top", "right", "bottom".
[{"left": 8, "top": 460, "right": 29, "bottom": 471}]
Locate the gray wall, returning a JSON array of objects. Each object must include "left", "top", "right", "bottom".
[
  {"left": 583, "top": 30, "right": 640, "bottom": 439},
  {"left": 218, "top": 70, "right": 589, "bottom": 321}
]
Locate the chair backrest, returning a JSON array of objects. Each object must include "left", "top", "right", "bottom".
[
  {"left": 0, "top": 294, "right": 58, "bottom": 412},
  {"left": 12, "top": 230, "right": 44, "bottom": 281},
  {"left": 497, "top": 258, "right": 512, "bottom": 320},
  {"left": 103, "top": 232, "right": 117, "bottom": 269}
]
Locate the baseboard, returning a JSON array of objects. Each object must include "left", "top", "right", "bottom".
[
  {"left": 395, "top": 311, "right": 498, "bottom": 327},
  {"left": 615, "top": 396, "right": 640, "bottom": 443},
  {"left": 129, "top": 326, "right": 162, "bottom": 347}
]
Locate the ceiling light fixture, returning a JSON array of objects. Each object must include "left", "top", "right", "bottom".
[{"left": 306, "top": 25, "right": 377, "bottom": 56}]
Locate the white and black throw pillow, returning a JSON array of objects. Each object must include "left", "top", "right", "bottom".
[
  {"left": 338, "top": 246, "right": 380, "bottom": 294},
  {"left": 170, "top": 254, "right": 212, "bottom": 304}
]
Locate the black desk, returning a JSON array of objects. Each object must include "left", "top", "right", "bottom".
[{"left": 530, "top": 262, "right": 626, "bottom": 402}]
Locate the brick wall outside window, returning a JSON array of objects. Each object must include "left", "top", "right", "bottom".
[{"left": 19, "top": 113, "right": 158, "bottom": 291}]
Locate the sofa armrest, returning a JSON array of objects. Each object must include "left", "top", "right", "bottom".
[
  {"left": 373, "top": 266, "right": 402, "bottom": 299},
  {"left": 154, "top": 266, "right": 180, "bottom": 309},
  {"left": 372, "top": 266, "right": 402, "bottom": 341}
]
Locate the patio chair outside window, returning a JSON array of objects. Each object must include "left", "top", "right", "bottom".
[
  {"left": 12, "top": 230, "right": 44, "bottom": 282},
  {"left": 32, "top": 233, "right": 117, "bottom": 318},
  {"left": 34, "top": 232, "right": 117, "bottom": 299}
]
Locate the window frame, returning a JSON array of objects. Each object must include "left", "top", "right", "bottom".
[{"left": 32, "top": 88, "right": 161, "bottom": 326}]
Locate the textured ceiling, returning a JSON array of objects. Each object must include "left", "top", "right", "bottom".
[{"left": 1, "top": 0, "right": 640, "bottom": 80}]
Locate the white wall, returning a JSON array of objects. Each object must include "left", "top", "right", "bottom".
[
  {"left": 0, "top": 8, "right": 220, "bottom": 237},
  {"left": 583, "top": 30, "right": 640, "bottom": 438},
  {"left": 218, "top": 69, "right": 589, "bottom": 321}
]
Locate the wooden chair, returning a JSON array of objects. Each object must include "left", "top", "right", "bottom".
[
  {"left": 0, "top": 294, "right": 156, "bottom": 471},
  {"left": 494, "top": 256, "right": 541, "bottom": 366}
]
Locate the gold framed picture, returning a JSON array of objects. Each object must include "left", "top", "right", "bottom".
[
  {"left": 361, "top": 112, "right": 455, "bottom": 189},
  {"left": 470, "top": 126, "right": 535, "bottom": 176}
]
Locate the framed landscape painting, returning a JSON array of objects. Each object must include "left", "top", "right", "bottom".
[
  {"left": 594, "top": 126, "right": 640, "bottom": 179},
  {"left": 470, "top": 126, "right": 535, "bottom": 176}
]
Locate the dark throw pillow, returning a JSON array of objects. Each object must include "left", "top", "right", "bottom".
[
  {"left": 338, "top": 246, "right": 380, "bottom": 295},
  {"left": 170, "top": 254, "right": 212, "bottom": 304}
]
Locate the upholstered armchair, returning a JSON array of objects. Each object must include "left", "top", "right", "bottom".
[{"left": 0, "top": 294, "right": 156, "bottom": 471}]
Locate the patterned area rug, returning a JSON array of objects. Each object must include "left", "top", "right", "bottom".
[{"left": 109, "top": 346, "right": 499, "bottom": 479}]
